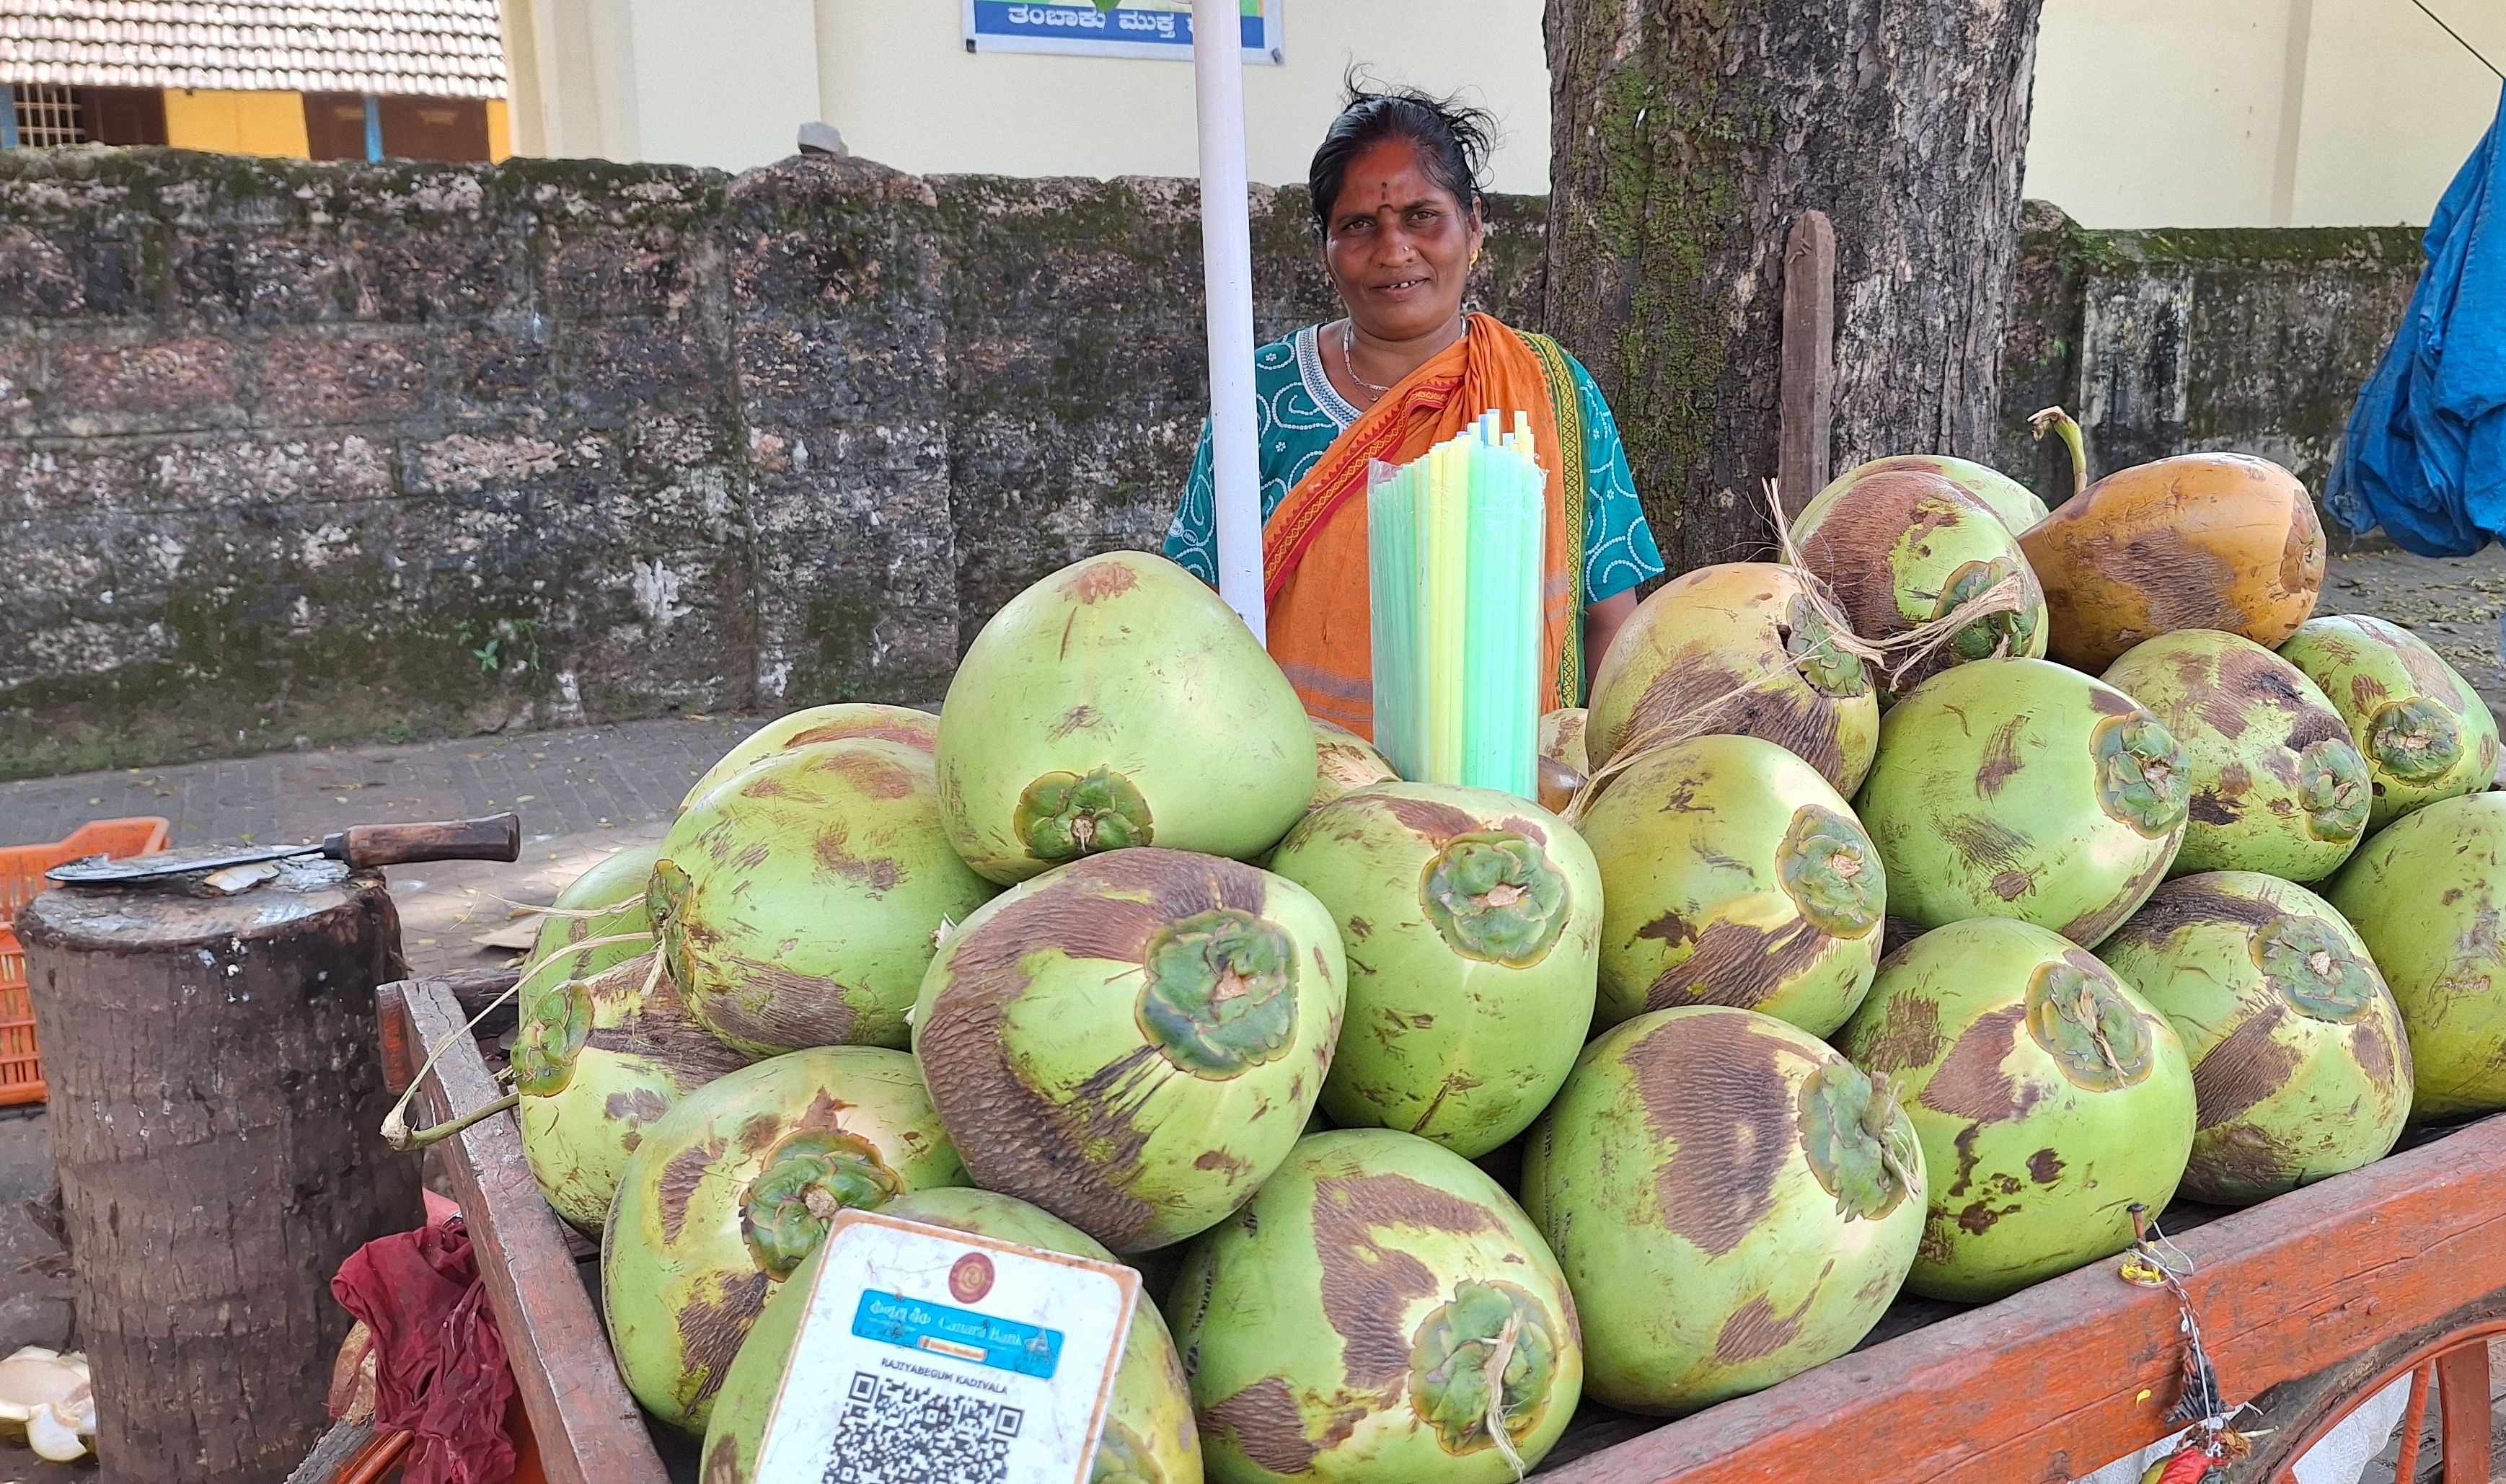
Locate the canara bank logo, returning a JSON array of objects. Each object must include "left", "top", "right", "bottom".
[{"left": 949, "top": 1252, "right": 996, "bottom": 1304}]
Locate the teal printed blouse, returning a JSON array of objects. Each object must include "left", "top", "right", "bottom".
[{"left": 1163, "top": 326, "right": 1665, "bottom": 602}]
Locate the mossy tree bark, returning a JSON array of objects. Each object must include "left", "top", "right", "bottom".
[{"left": 1544, "top": 0, "right": 2047, "bottom": 573}]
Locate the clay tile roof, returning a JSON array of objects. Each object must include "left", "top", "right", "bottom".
[{"left": 0, "top": 0, "right": 508, "bottom": 98}]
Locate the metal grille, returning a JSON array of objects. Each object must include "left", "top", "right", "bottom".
[{"left": 11, "top": 84, "right": 78, "bottom": 147}]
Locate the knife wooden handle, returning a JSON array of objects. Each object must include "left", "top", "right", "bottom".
[{"left": 327, "top": 814, "right": 522, "bottom": 869}]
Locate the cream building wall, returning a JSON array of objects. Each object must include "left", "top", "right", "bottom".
[
  {"left": 2024, "top": 0, "right": 2505, "bottom": 228},
  {"left": 500, "top": 0, "right": 1555, "bottom": 190},
  {"left": 498, "top": 0, "right": 2505, "bottom": 227}
]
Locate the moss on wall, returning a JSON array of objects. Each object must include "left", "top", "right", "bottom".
[{"left": 0, "top": 148, "right": 2427, "bottom": 780}]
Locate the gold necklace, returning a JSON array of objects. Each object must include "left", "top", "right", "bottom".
[{"left": 1340, "top": 320, "right": 1394, "bottom": 400}]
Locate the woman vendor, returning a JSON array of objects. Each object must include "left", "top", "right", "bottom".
[{"left": 1165, "top": 86, "right": 1664, "bottom": 738}]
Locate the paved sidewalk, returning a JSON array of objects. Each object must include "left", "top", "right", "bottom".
[
  {"left": 0, "top": 713, "right": 790, "bottom": 981},
  {"left": 2318, "top": 544, "right": 2506, "bottom": 707},
  {"left": 0, "top": 714, "right": 775, "bottom": 853}
]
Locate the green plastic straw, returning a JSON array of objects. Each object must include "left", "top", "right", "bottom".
[
  {"left": 1367, "top": 457, "right": 1420, "bottom": 779},
  {"left": 1367, "top": 409, "right": 1547, "bottom": 796}
]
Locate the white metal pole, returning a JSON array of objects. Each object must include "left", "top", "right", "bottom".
[{"left": 1194, "top": 0, "right": 1265, "bottom": 642}]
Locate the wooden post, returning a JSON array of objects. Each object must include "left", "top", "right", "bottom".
[
  {"left": 17, "top": 862, "right": 421, "bottom": 1483},
  {"left": 1778, "top": 209, "right": 1837, "bottom": 523},
  {"left": 2436, "top": 1341, "right": 2492, "bottom": 1482}
]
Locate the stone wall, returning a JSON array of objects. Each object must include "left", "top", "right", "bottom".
[
  {"left": 0, "top": 147, "right": 2421, "bottom": 779},
  {"left": 1991, "top": 200, "right": 2422, "bottom": 513}
]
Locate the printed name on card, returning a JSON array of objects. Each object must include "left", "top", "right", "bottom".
[{"left": 749, "top": 1208, "right": 1141, "bottom": 1484}]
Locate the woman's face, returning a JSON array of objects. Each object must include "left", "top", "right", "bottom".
[{"left": 1323, "top": 138, "right": 1483, "bottom": 343}]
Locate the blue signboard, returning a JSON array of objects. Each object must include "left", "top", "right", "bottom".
[
  {"left": 963, "top": 1, "right": 1284, "bottom": 64},
  {"left": 852, "top": 1289, "right": 1068, "bottom": 1379}
]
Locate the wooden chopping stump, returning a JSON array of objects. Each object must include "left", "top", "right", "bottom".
[{"left": 17, "top": 860, "right": 423, "bottom": 1483}]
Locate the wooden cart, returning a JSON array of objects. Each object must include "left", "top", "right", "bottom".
[{"left": 374, "top": 968, "right": 2506, "bottom": 1484}]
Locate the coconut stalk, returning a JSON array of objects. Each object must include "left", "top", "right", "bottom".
[
  {"left": 379, "top": 930, "right": 653, "bottom": 1151},
  {"left": 2031, "top": 405, "right": 2089, "bottom": 500}
]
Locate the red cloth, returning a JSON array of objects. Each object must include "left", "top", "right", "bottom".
[{"left": 331, "top": 1217, "right": 518, "bottom": 1484}]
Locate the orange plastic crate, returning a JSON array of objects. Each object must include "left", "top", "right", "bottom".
[{"left": 0, "top": 817, "right": 171, "bottom": 1105}]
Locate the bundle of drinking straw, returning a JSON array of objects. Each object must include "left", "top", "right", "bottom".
[{"left": 1367, "top": 410, "right": 1545, "bottom": 798}]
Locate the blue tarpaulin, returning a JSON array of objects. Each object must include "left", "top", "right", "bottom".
[{"left": 2326, "top": 82, "right": 2506, "bottom": 557}]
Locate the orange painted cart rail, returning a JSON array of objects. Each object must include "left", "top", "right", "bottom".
[{"left": 373, "top": 968, "right": 2506, "bottom": 1484}]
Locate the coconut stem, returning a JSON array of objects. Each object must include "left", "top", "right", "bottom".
[
  {"left": 2030, "top": 406, "right": 2088, "bottom": 501},
  {"left": 1479, "top": 1310, "right": 1528, "bottom": 1484},
  {"left": 375, "top": 931, "right": 648, "bottom": 1151},
  {"left": 388, "top": 1091, "right": 522, "bottom": 1151}
]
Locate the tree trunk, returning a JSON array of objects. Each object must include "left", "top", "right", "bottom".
[
  {"left": 16, "top": 862, "right": 420, "bottom": 1483},
  {"left": 1543, "top": 0, "right": 2047, "bottom": 573}
]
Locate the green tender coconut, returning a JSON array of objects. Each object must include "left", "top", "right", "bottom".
[
  {"left": 601, "top": 1046, "right": 966, "bottom": 1434},
  {"left": 1519, "top": 1006, "right": 1923, "bottom": 1415},
  {"left": 1836, "top": 919, "right": 2194, "bottom": 1302},
  {"left": 1794, "top": 469, "right": 2050, "bottom": 697},
  {"left": 1173, "top": 1128, "right": 1582, "bottom": 1482},
  {"left": 1584, "top": 563, "right": 1880, "bottom": 797},
  {"left": 1537, "top": 708, "right": 1591, "bottom": 776},
  {"left": 524, "top": 841, "right": 660, "bottom": 997},
  {"left": 2096, "top": 872, "right": 2409, "bottom": 1204},
  {"left": 1578, "top": 733, "right": 1885, "bottom": 1038},
  {"left": 700, "top": 1187, "right": 1202, "bottom": 1484},
  {"left": 516, "top": 950, "right": 751, "bottom": 1235},
  {"left": 678, "top": 703, "right": 938, "bottom": 813},
  {"left": 912, "top": 847, "right": 1346, "bottom": 1254},
  {"left": 1853, "top": 656, "right": 2189, "bottom": 948},
  {"left": 1805, "top": 454, "right": 2050, "bottom": 536},
  {"left": 937, "top": 552, "right": 1318, "bottom": 884},
  {"left": 2326, "top": 791, "right": 2506, "bottom": 1118},
  {"left": 1266, "top": 783, "right": 1601, "bottom": 1158},
  {"left": 1309, "top": 719, "right": 1399, "bottom": 811},
  {"left": 2101, "top": 630, "right": 2370, "bottom": 882},
  {"left": 2278, "top": 614, "right": 2499, "bottom": 831},
  {"left": 652, "top": 736, "right": 999, "bottom": 1056}
]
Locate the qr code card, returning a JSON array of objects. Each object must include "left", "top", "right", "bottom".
[{"left": 749, "top": 1209, "right": 1139, "bottom": 1484}]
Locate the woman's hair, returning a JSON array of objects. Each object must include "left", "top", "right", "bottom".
[{"left": 1307, "top": 78, "right": 1497, "bottom": 239}]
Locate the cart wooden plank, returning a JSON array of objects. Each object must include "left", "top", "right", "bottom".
[
  {"left": 384, "top": 972, "right": 671, "bottom": 1484},
  {"left": 1541, "top": 1112, "right": 2506, "bottom": 1483}
]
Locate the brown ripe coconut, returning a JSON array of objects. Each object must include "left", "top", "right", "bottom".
[
  {"left": 1585, "top": 563, "right": 1879, "bottom": 798},
  {"left": 1793, "top": 469, "right": 2049, "bottom": 697},
  {"left": 911, "top": 847, "right": 1346, "bottom": 1253},
  {"left": 2101, "top": 630, "right": 2370, "bottom": 881},
  {"left": 2019, "top": 452, "right": 2324, "bottom": 671}
]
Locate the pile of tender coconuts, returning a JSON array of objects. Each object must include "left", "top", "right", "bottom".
[{"left": 498, "top": 424, "right": 2505, "bottom": 1482}]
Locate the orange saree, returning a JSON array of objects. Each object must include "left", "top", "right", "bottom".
[{"left": 1262, "top": 312, "right": 1587, "bottom": 740}]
